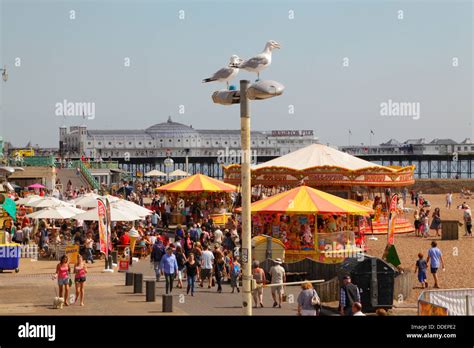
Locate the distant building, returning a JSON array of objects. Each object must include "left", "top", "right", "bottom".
[
  {"left": 59, "top": 117, "right": 319, "bottom": 178},
  {"left": 340, "top": 138, "right": 474, "bottom": 156}
]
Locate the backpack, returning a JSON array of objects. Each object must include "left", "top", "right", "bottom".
[
  {"left": 232, "top": 263, "right": 240, "bottom": 276},
  {"left": 151, "top": 245, "right": 165, "bottom": 262}
]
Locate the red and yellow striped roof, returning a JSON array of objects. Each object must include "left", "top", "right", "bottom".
[
  {"left": 156, "top": 174, "right": 236, "bottom": 193},
  {"left": 246, "top": 185, "right": 374, "bottom": 215}
]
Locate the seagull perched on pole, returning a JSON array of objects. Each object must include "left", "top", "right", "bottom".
[
  {"left": 238, "top": 40, "right": 281, "bottom": 81},
  {"left": 202, "top": 55, "right": 243, "bottom": 89}
]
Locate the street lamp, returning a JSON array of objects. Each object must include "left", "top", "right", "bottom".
[{"left": 212, "top": 79, "right": 284, "bottom": 316}]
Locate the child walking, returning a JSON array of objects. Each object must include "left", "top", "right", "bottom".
[
  {"left": 230, "top": 257, "right": 241, "bottom": 293},
  {"left": 415, "top": 252, "right": 428, "bottom": 288}
]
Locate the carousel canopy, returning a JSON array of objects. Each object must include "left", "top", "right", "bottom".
[
  {"left": 242, "top": 185, "right": 374, "bottom": 215},
  {"left": 157, "top": 173, "right": 236, "bottom": 193},
  {"left": 252, "top": 144, "right": 390, "bottom": 171}
]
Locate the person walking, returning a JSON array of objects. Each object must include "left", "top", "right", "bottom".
[
  {"left": 151, "top": 239, "right": 166, "bottom": 282},
  {"left": 430, "top": 208, "right": 442, "bottom": 237},
  {"left": 339, "top": 275, "right": 360, "bottom": 316},
  {"left": 84, "top": 233, "right": 95, "bottom": 264},
  {"left": 463, "top": 204, "right": 472, "bottom": 236},
  {"left": 252, "top": 260, "right": 266, "bottom": 308},
  {"left": 55, "top": 255, "right": 71, "bottom": 306},
  {"left": 297, "top": 281, "right": 320, "bottom": 316},
  {"left": 426, "top": 241, "right": 445, "bottom": 288},
  {"left": 269, "top": 258, "right": 286, "bottom": 308},
  {"left": 230, "top": 256, "right": 241, "bottom": 293},
  {"left": 200, "top": 244, "right": 214, "bottom": 288},
  {"left": 175, "top": 246, "right": 186, "bottom": 289},
  {"left": 159, "top": 247, "right": 179, "bottom": 294},
  {"left": 185, "top": 253, "right": 198, "bottom": 296},
  {"left": 214, "top": 252, "right": 226, "bottom": 293},
  {"left": 446, "top": 192, "right": 452, "bottom": 209},
  {"left": 414, "top": 252, "right": 428, "bottom": 288},
  {"left": 73, "top": 255, "right": 87, "bottom": 306}
]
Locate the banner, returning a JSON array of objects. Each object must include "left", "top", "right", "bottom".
[
  {"left": 97, "top": 198, "right": 111, "bottom": 257},
  {"left": 418, "top": 300, "right": 449, "bottom": 316},
  {"left": 387, "top": 194, "right": 398, "bottom": 245},
  {"left": 65, "top": 245, "right": 80, "bottom": 264}
]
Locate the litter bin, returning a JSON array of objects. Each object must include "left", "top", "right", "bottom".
[
  {"left": 0, "top": 244, "right": 21, "bottom": 273},
  {"left": 338, "top": 255, "right": 396, "bottom": 312},
  {"left": 441, "top": 220, "right": 459, "bottom": 240}
]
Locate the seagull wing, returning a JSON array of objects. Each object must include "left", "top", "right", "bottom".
[
  {"left": 239, "top": 55, "right": 269, "bottom": 70},
  {"left": 202, "top": 67, "right": 235, "bottom": 83}
]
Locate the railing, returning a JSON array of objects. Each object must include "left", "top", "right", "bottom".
[
  {"left": 72, "top": 160, "right": 100, "bottom": 191},
  {"left": 8, "top": 155, "right": 56, "bottom": 167}
]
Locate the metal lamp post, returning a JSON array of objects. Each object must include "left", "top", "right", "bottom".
[{"left": 212, "top": 79, "right": 284, "bottom": 315}]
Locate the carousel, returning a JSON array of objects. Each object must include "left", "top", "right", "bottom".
[
  {"left": 156, "top": 173, "right": 236, "bottom": 226},
  {"left": 224, "top": 143, "right": 416, "bottom": 235},
  {"left": 239, "top": 185, "right": 374, "bottom": 263}
]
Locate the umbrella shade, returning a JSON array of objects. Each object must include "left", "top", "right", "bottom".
[
  {"left": 29, "top": 197, "right": 74, "bottom": 208},
  {"left": 70, "top": 193, "right": 101, "bottom": 208},
  {"left": 168, "top": 169, "right": 190, "bottom": 177},
  {"left": 16, "top": 195, "right": 42, "bottom": 206},
  {"left": 72, "top": 206, "right": 141, "bottom": 221},
  {"left": 28, "top": 183, "right": 46, "bottom": 189},
  {"left": 27, "top": 206, "right": 86, "bottom": 219},
  {"left": 112, "top": 200, "right": 153, "bottom": 217},
  {"left": 145, "top": 169, "right": 167, "bottom": 177},
  {"left": 241, "top": 185, "right": 374, "bottom": 215},
  {"left": 156, "top": 173, "right": 236, "bottom": 193}
]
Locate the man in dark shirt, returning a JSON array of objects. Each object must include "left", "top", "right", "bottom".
[{"left": 339, "top": 275, "right": 361, "bottom": 316}]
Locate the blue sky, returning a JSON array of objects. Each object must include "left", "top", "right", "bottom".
[{"left": 0, "top": 0, "right": 472, "bottom": 147}]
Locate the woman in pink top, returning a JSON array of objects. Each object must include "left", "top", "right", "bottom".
[
  {"left": 55, "top": 255, "right": 71, "bottom": 306},
  {"left": 74, "top": 255, "right": 88, "bottom": 306}
]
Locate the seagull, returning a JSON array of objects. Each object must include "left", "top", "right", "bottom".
[
  {"left": 202, "top": 55, "right": 243, "bottom": 88},
  {"left": 238, "top": 40, "right": 281, "bottom": 80}
]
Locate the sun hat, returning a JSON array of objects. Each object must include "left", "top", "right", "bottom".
[{"left": 274, "top": 258, "right": 282, "bottom": 264}]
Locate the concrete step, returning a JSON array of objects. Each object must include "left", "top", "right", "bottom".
[{"left": 56, "top": 168, "right": 91, "bottom": 190}]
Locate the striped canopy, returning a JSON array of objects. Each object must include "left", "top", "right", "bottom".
[
  {"left": 245, "top": 185, "right": 374, "bottom": 215},
  {"left": 156, "top": 174, "right": 236, "bottom": 193}
]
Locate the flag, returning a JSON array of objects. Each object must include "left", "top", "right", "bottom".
[
  {"left": 97, "top": 198, "right": 110, "bottom": 257},
  {"left": 2, "top": 197, "right": 16, "bottom": 221},
  {"left": 387, "top": 194, "right": 398, "bottom": 245},
  {"left": 370, "top": 129, "right": 375, "bottom": 135},
  {"left": 348, "top": 129, "right": 352, "bottom": 135}
]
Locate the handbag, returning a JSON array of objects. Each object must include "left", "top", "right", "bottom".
[{"left": 311, "top": 290, "right": 321, "bottom": 307}]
